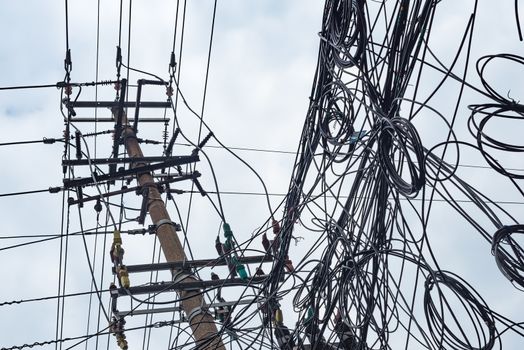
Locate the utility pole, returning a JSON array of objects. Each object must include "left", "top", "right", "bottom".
[{"left": 115, "top": 108, "right": 225, "bottom": 350}]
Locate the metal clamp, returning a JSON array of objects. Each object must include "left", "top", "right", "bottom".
[
  {"left": 172, "top": 269, "right": 193, "bottom": 283},
  {"left": 154, "top": 219, "right": 182, "bottom": 233},
  {"left": 187, "top": 306, "right": 212, "bottom": 324}
]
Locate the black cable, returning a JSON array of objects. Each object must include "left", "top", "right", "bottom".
[
  {"left": 0, "top": 318, "right": 183, "bottom": 350},
  {"left": 0, "top": 137, "right": 63, "bottom": 147},
  {"left": 0, "top": 83, "right": 60, "bottom": 90},
  {"left": 515, "top": 0, "right": 523, "bottom": 41},
  {"left": 0, "top": 289, "right": 111, "bottom": 307},
  {"left": 5, "top": 2, "right": 522, "bottom": 349},
  {"left": 181, "top": 0, "right": 220, "bottom": 242},
  {"left": 0, "top": 188, "right": 51, "bottom": 198},
  {"left": 172, "top": 140, "right": 524, "bottom": 172},
  {"left": 250, "top": 1, "right": 524, "bottom": 349}
]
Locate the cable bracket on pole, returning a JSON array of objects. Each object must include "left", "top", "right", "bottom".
[
  {"left": 187, "top": 306, "right": 213, "bottom": 324},
  {"left": 154, "top": 219, "right": 181, "bottom": 232}
]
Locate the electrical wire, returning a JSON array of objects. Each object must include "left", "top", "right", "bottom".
[{"left": 3, "top": 1, "right": 524, "bottom": 349}]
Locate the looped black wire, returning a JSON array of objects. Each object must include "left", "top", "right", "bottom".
[
  {"left": 476, "top": 54, "right": 524, "bottom": 105},
  {"left": 469, "top": 103, "right": 524, "bottom": 179},
  {"left": 323, "top": 0, "right": 366, "bottom": 68},
  {"left": 318, "top": 81, "right": 358, "bottom": 162},
  {"left": 424, "top": 270, "right": 496, "bottom": 350},
  {"left": 492, "top": 225, "right": 524, "bottom": 289},
  {"left": 468, "top": 54, "right": 524, "bottom": 178},
  {"left": 377, "top": 116, "right": 425, "bottom": 197}
]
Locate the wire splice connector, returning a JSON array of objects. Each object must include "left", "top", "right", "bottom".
[
  {"left": 117, "top": 265, "right": 130, "bottom": 289},
  {"left": 274, "top": 308, "right": 295, "bottom": 349},
  {"left": 110, "top": 230, "right": 131, "bottom": 289}
]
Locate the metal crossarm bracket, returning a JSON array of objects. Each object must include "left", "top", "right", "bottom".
[
  {"left": 68, "top": 117, "right": 168, "bottom": 123},
  {"left": 63, "top": 156, "right": 193, "bottom": 166},
  {"left": 66, "top": 101, "right": 172, "bottom": 109},
  {"left": 117, "top": 297, "right": 281, "bottom": 317},
  {"left": 114, "top": 255, "right": 273, "bottom": 274},
  {"left": 67, "top": 172, "right": 199, "bottom": 205},
  {"left": 62, "top": 155, "right": 199, "bottom": 188},
  {"left": 117, "top": 275, "right": 270, "bottom": 296}
]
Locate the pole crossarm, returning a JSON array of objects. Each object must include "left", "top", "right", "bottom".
[
  {"left": 117, "top": 255, "right": 273, "bottom": 274},
  {"left": 117, "top": 275, "right": 270, "bottom": 296},
  {"left": 62, "top": 156, "right": 198, "bottom": 189}
]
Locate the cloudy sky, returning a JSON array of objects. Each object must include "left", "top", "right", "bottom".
[{"left": 0, "top": 1, "right": 523, "bottom": 349}]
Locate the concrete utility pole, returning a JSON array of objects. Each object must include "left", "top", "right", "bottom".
[{"left": 116, "top": 108, "right": 224, "bottom": 350}]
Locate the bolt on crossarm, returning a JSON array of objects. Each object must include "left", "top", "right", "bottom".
[{"left": 114, "top": 107, "right": 225, "bottom": 350}]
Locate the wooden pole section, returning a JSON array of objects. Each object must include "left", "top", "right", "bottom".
[{"left": 116, "top": 108, "right": 224, "bottom": 350}]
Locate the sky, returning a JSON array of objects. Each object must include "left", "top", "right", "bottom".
[{"left": 0, "top": 1, "right": 523, "bottom": 349}]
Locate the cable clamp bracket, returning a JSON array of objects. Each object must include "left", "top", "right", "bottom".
[
  {"left": 172, "top": 270, "right": 193, "bottom": 283},
  {"left": 187, "top": 306, "right": 212, "bottom": 324},
  {"left": 154, "top": 219, "right": 181, "bottom": 233}
]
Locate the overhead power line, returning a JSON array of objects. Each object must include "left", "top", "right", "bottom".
[
  {"left": 0, "top": 188, "right": 52, "bottom": 198},
  {"left": 0, "top": 83, "right": 60, "bottom": 91}
]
